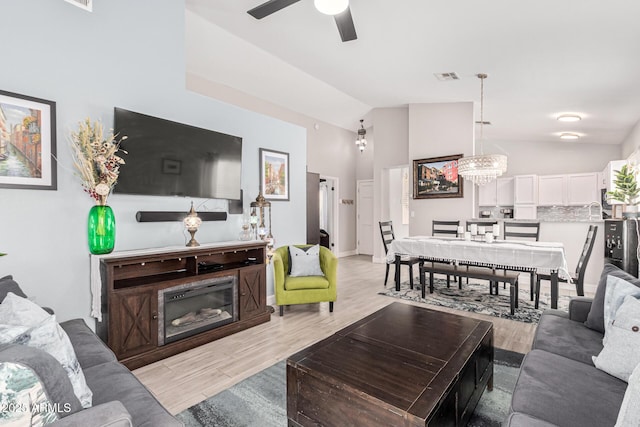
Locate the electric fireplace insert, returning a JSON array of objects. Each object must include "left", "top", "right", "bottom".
[{"left": 157, "top": 276, "right": 238, "bottom": 345}]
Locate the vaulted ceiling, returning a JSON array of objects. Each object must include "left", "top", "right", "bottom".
[{"left": 186, "top": 0, "right": 640, "bottom": 145}]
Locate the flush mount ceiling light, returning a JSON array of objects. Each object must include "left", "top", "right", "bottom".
[
  {"left": 560, "top": 133, "right": 580, "bottom": 140},
  {"left": 314, "top": 0, "right": 348, "bottom": 15},
  {"left": 457, "top": 74, "right": 508, "bottom": 186},
  {"left": 557, "top": 114, "right": 582, "bottom": 122}
]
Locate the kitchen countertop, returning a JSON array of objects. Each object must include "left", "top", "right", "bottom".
[{"left": 471, "top": 218, "right": 604, "bottom": 223}]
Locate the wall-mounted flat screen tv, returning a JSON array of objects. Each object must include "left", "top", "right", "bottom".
[{"left": 113, "top": 108, "right": 242, "bottom": 200}]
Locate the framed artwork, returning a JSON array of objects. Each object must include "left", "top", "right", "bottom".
[
  {"left": 0, "top": 90, "right": 57, "bottom": 190},
  {"left": 260, "top": 148, "right": 289, "bottom": 201},
  {"left": 413, "top": 154, "right": 463, "bottom": 199}
]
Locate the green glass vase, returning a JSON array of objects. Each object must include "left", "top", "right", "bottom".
[{"left": 88, "top": 204, "right": 115, "bottom": 255}]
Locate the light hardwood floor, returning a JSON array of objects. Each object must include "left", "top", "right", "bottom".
[{"left": 133, "top": 255, "right": 586, "bottom": 415}]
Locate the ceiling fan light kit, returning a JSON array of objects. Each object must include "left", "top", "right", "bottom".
[
  {"left": 314, "top": 0, "right": 348, "bottom": 15},
  {"left": 458, "top": 73, "right": 508, "bottom": 186},
  {"left": 247, "top": 0, "right": 357, "bottom": 42}
]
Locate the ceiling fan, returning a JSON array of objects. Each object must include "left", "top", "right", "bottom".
[{"left": 247, "top": 0, "right": 357, "bottom": 42}]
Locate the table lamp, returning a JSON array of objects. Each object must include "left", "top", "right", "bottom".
[{"left": 183, "top": 202, "right": 202, "bottom": 247}]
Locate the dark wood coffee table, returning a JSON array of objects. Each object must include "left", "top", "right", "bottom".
[{"left": 287, "top": 302, "right": 493, "bottom": 426}]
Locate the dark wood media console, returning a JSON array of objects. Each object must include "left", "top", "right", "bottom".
[{"left": 95, "top": 241, "right": 271, "bottom": 370}]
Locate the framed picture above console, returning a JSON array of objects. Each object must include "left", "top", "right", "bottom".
[
  {"left": 0, "top": 90, "right": 57, "bottom": 190},
  {"left": 260, "top": 148, "right": 289, "bottom": 201}
]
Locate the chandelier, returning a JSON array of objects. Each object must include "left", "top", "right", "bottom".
[
  {"left": 457, "top": 74, "right": 507, "bottom": 186},
  {"left": 355, "top": 119, "right": 367, "bottom": 152}
]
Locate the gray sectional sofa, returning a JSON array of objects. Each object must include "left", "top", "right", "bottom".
[
  {"left": 505, "top": 264, "right": 638, "bottom": 427},
  {"left": 0, "top": 275, "right": 182, "bottom": 427}
]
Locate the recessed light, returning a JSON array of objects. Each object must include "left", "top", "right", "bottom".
[
  {"left": 557, "top": 114, "right": 582, "bottom": 122},
  {"left": 560, "top": 133, "right": 580, "bottom": 140}
]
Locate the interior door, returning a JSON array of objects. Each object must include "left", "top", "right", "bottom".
[
  {"left": 307, "top": 172, "right": 320, "bottom": 244},
  {"left": 357, "top": 180, "right": 374, "bottom": 255}
]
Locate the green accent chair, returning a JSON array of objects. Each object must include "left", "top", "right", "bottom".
[{"left": 273, "top": 245, "right": 338, "bottom": 317}]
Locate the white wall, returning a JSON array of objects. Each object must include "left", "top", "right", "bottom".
[
  {"left": 484, "top": 140, "right": 621, "bottom": 176},
  {"left": 186, "top": 74, "right": 358, "bottom": 256},
  {"left": 621, "top": 119, "right": 640, "bottom": 159},
  {"left": 0, "top": 0, "right": 306, "bottom": 325},
  {"left": 388, "top": 168, "right": 408, "bottom": 239},
  {"left": 356, "top": 127, "right": 374, "bottom": 181},
  {"left": 408, "top": 103, "right": 475, "bottom": 236},
  {"left": 371, "top": 108, "right": 410, "bottom": 261}
]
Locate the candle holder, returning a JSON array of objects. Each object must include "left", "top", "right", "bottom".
[
  {"left": 249, "top": 208, "right": 258, "bottom": 239},
  {"left": 250, "top": 191, "right": 274, "bottom": 259},
  {"left": 239, "top": 209, "right": 253, "bottom": 241}
]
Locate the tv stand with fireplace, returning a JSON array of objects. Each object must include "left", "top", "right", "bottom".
[{"left": 94, "top": 241, "right": 270, "bottom": 370}]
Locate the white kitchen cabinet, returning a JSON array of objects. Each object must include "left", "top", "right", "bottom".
[
  {"left": 514, "top": 205, "right": 537, "bottom": 219},
  {"left": 478, "top": 177, "right": 514, "bottom": 206},
  {"left": 496, "top": 177, "right": 515, "bottom": 206},
  {"left": 538, "top": 175, "right": 566, "bottom": 206},
  {"left": 514, "top": 175, "right": 538, "bottom": 205},
  {"left": 567, "top": 173, "right": 599, "bottom": 205},
  {"left": 538, "top": 173, "right": 599, "bottom": 206},
  {"left": 478, "top": 181, "right": 498, "bottom": 206}
]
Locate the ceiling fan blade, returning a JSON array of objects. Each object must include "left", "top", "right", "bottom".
[
  {"left": 334, "top": 6, "right": 357, "bottom": 42},
  {"left": 247, "top": 0, "right": 302, "bottom": 19}
]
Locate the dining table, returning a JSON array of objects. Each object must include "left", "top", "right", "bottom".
[{"left": 387, "top": 236, "right": 571, "bottom": 309}]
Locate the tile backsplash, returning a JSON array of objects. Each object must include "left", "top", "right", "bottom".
[
  {"left": 478, "top": 205, "right": 602, "bottom": 221},
  {"left": 537, "top": 206, "right": 600, "bottom": 222}
]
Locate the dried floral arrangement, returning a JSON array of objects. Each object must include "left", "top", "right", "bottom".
[{"left": 70, "top": 118, "right": 127, "bottom": 204}]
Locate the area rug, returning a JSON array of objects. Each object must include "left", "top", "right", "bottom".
[
  {"left": 177, "top": 349, "right": 524, "bottom": 427},
  {"left": 378, "top": 277, "right": 570, "bottom": 323}
]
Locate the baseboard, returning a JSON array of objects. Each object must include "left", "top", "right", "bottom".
[
  {"left": 267, "top": 294, "right": 276, "bottom": 306},
  {"left": 338, "top": 250, "right": 357, "bottom": 258}
]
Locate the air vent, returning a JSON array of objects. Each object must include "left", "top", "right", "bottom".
[
  {"left": 434, "top": 72, "right": 460, "bottom": 81},
  {"left": 64, "top": 0, "right": 92, "bottom": 12},
  {"left": 475, "top": 121, "right": 492, "bottom": 125}
]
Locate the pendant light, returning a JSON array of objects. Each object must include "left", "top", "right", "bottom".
[
  {"left": 355, "top": 119, "right": 367, "bottom": 152},
  {"left": 458, "top": 74, "right": 508, "bottom": 186}
]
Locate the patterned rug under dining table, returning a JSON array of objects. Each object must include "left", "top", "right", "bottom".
[{"left": 388, "top": 236, "right": 571, "bottom": 309}]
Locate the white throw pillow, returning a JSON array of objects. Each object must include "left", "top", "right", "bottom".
[
  {"left": 289, "top": 245, "right": 324, "bottom": 277},
  {"left": 603, "top": 275, "right": 640, "bottom": 344},
  {"left": 0, "top": 293, "right": 93, "bottom": 408},
  {"left": 616, "top": 362, "right": 640, "bottom": 426},
  {"left": 593, "top": 295, "right": 640, "bottom": 382}
]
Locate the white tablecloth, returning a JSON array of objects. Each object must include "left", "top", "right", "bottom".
[{"left": 387, "top": 236, "right": 571, "bottom": 280}]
